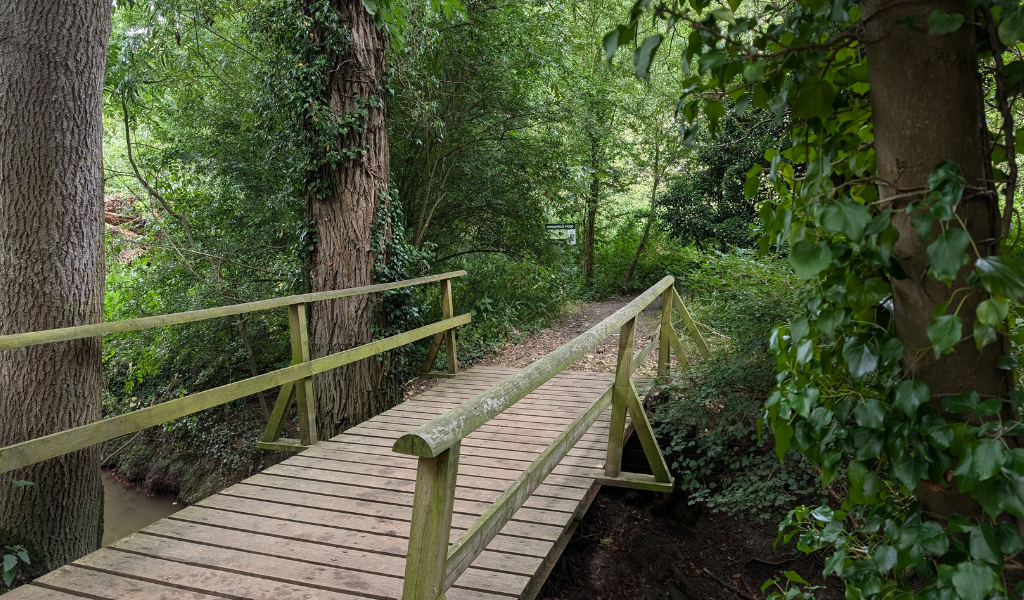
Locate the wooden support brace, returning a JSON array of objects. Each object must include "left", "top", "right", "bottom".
[
  {"left": 288, "top": 303, "right": 318, "bottom": 446},
  {"left": 658, "top": 288, "right": 673, "bottom": 377},
  {"left": 604, "top": 317, "right": 636, "bottom": 478},
  {"left": 667, "top": 324, "right": 690, "bottom": 369},
  {"left": 672, "top": 287, "right": 710, "bottom": 358},
  {"left": 419, "top": 278, "right": 459, "bottom": 377},
  {"left": 402, "top": 443, "right": 460, "bottom": 600}
]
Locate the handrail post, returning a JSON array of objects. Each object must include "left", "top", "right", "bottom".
[
  {"left": 419, "top": 277, "right": 458, "bottom": 376},
  {"left": 402, "top": 442, "right": 460, "bottom": 600},
  {"left": 441, "top": 278, "right": 458, "bottom": 375},
  {"left": 289, "top": 303, "right": 318, "bottom": 446},
  {"left": 605, "top": 316, "right": 636, "bottom": 478},
  {"left": 658, "top": 287, "right": 673, "bottom": 377}
]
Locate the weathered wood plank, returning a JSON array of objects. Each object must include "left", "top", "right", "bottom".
[
  {"left": 0, "top": 584, "right": 88, "bottom": 600},
  {"left": 29, "top": 564, "right": 222, "bottom": 600},
  {"left": 0, "top": 270, "right": 466, "bottom": 350},
  {"left": 673, "top": 286, "right": 711, "bottom": 358}
]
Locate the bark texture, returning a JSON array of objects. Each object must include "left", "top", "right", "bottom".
[
  {"left": 309, "top": 0, "right": 394, "bottom": 439},
  {"left": 864, "top": 0, "right": 1008, "bottom": 517},
  {"left": 0, "top": 0, "right": 111, "bottom": 574},
  {"left": 583, "top": 145, "right": 599, "bottom": 282}
]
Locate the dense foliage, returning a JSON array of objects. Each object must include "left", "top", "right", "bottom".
[{"left": 607, "top": 0, "right": 1024, "bottom": 598}]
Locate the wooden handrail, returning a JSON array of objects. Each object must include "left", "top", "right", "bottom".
[
  {"left": 0, "top": 270, "right": 467, "bottom": 350},
  {"left": 396, "top": 276, "right": 711, "bottom": 600},
  {"left": 0, "top": 314, "right": 470, "bottom": 474},
  {"left": 391, "top": 275, "right": 675, "bottom": 459}
]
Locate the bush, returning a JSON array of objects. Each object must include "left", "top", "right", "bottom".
[{"left": 653, "top": 251, "right": 827, "bottom": 520}]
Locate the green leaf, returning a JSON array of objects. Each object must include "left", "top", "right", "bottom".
[
  {"left": 941, "top": 391, "right": 979, "bottom": 413},
  {"left": 843, "top": 337, "right": 878, "bottom": 378},
  {"left": 743, "top": 61, "right": 766, "bottom": 82},
  {"left": 698, "top": 50, "right": 727, "bottom": 73},
  {"left": 710, "top": 9, "right": 736, "bottom": 24},
  {"left": 704, "top": 100, "right": 725, "bottom": 121},
  {"left": 969, "top": 524, "right": 1003, "bottom": 566},
  {"left": 744, "top": 174, "right": 761, "bottom": 198},
  {"left": 854, "top": 398, "right": 886, "bottom": 430},
  {"left": 789, "top": 240, "right": 831, "bottom": 280},
  {"left": 633, "top": 34, "right": 663, "bottom": 82},
  {"left": 783, "top": 570, "right": 810, "bottom": 585},
  {"left": 927, "top": 314, "right": 962, "bottom": 356},
  {"left": 996, "top": 520, "right": 1023, "bottom": 555},
  {"left": 974, "top": 322, "right": 998, "bottom": 349},
  {"left": 774, "top": 419, "right": 794, "bottom": 460},
  {"left": 926, "top": 228, "right": 971, "bottom": 283},
  {"left": 976, "top": 255, "right": 1024, "bottom": 300},
  {"left": 999, "top": 11, "right": 1024, "bottom": 46},
  {"left": 973, "top": 438, "right": 1006, "bottom": 480},
  {"left": 927, "top": 10, "right": 965, "bottom": 35},
  {"left": 919, "top": 521, "right": 950, "bottom": 556},
  {"left": 791, "top": 77, "right": 836, "bottom": 120},
  {"left": 848, "top": 461, "right": 882, "bottom": 504},
  {"left": 894, "top": 380, "right": 930, "bottom": 418},
  {"left": 977, "top": 297, "right": 1009, "bottom": 326},
  {"left": 874, "top": 545, "right": 898, "bottom": 573},
  {"left": 951, "top": 561, "right": 996, "bottom": 600},
  {"left": 728, "top": 0, "right": 742, "bottom": 12},
  {"left": 602, "top": 29, "right": 620, "bottom": 63},
  {"left": 10, "top": 480, "right": 34, "bottom": 487},
  {"left": 822, "top": 199, "right": 871, "bottom": 242}
]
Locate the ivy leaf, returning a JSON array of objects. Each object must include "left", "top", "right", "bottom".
[
  {"left": 974, "top": 322, "right": 998, "bottom": 349},
  {"left": 977, "top": 297, "right": 1009, "bottom": 326},
  {"left": 791, "top": 77, "right": 836, "bottom": 120},
  {"left": 894, "top": 380, "right": 930, "bottom": 418},
  {"left": 941, "top": 391, "right": 979, "bottom": 413},
  {"left": 873, "top": 545, "right": 898, "bottom": 573},
  {"left": 919, "top": 521, "right": 950, "bottom": 556},
  {"left": 996, "top": 520, "right": 1024, "bottom": 555},
  {"left": 973, "top": 439, "right": 1006, "bottom": 480},
  {"left": 969, "top": 524, "right": 1003, "bottom": 566},
  {"left": 848, "top": 461, "right": 882, "bottom": 504},
  {"left": 843, "top": 337, "right": 878, "bottom": 378},
  {"left": 854, "top": 398, "right": 886, "bottom": 430},
  {"left": 951, "top": 561, "right": 996, "bottom": 600},
  {"left": 926, "top": 228, "right": 971, "bottom": 283},
  {"left": 789, "top": 240, "right": 831, "bottom": 279},
  {"left": 633, "top": 34, "right": 663, "bottom": 82},
  {"left": 822, "top": 199, "right": 871, "bottom": 242},
  {"left": 927, "top": 10, "right": 964, "bottom": 35},
  {"left": 927, "top": 314, "right": 962, "bottom": 356},
  {"left": 976, "top": 255, "right": 1024, "bottom": 300}
]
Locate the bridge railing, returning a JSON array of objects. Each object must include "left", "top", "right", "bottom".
[
  {"left": 392, "top": 275, "right": 710, "bottom": 600},
  {"left": 0, "top": 271, "right": 470, "bottom": 474}
]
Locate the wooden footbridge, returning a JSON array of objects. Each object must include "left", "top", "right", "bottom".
[{"left": 0, "top": 273, "right": 709, "bottom": 600}]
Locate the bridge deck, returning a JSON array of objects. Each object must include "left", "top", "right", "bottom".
[{"left": 10, "top": 366, "right": 638, "bottom": 600}]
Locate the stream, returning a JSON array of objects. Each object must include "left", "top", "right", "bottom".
[{"left": 101, "top": 469, "right": 181, "bottom": 546}]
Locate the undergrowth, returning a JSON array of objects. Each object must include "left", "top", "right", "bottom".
[{"left": 653, "top": 251, "right": 828, "bottom": 521}]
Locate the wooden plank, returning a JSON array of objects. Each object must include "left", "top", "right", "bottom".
[
  {"left": 667, "top": 323, "right": 690, "bottom": 368},
  {"left": 0, "top": 270, "right": 467, "bottom": 350},
  {"left": 259, "top": 380, "right": 295, "bottom": 444},
  {"left": 75, "top": 548, "right": 364, "bottom": 600},
  {"left": 31, "top": 564, "right": 222, "bottom": 599},
  {"left": 673, "top": 286, "right": 711, "bottom": 358},
  {"left": 441, "top": 278, "right": 458, "bottom": 375},
  {"left": 442, "top": 386, "right": 613, "bottom": 589},
  {"left": 393, "top": 276, "right": 674, "bottom": 458},
  {"left": 0, "top": 585, "right": 87, "bottom": 600},
  {"left": 595, "top": 471, "right": 675, "bottom": 492},
  {"left": 631, "top": 324, "right": 660, "bottom": 373},
  {"left": 623, "top": 380, "right": 673, "bottom": 484},
  {"left": 0, "top": 313, "right": 470, "bottom": 474},
  {"left": 165, "top": 507, "right": 544, "bottom": 576}
]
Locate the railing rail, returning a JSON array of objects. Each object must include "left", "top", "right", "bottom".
[
  {"left": 0, "top": 271, "right": 470, "bottom": 473},
  {"left": 393, "top": 275, "right": 710, "bottom": 600}
]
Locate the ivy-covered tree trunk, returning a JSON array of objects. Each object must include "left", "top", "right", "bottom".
[
  {"left": 309, "top": 0, "right": 394, "bottom": 439},
  {"left": 0, "top": 0, "right": 110, "bottom": 574},
  {"left": 864, "top": 0, "right": 1009, "bottom": 517}
]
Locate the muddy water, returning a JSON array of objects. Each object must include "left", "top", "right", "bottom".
[{"left": 101, "top": 470, "right": 181, "bottom": 546}]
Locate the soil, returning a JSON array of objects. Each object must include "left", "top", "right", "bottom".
[{"left": 406, "top": 295, "right": 844, "bottom": 600}]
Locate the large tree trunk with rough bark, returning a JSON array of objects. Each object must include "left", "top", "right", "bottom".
[
  {"left": 865, "top": 0, "right": 1009, "bottom": 519},
  {"left": 0, "top": 0, "right": 110, "bottom": 575},
  {"left": 309, "top": 0, "right": 394, "bottom": 439}
]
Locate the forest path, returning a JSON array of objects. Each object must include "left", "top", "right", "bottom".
[{"left": 406, "top": 294, "right": 668, "bottom": 401}]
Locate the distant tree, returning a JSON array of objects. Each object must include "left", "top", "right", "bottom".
[
  {"left": 660, "top": 111, "right": 780, "bottom": 251},
  {"left": 0, "top": 0, "right": 112, "bottom": 575}
]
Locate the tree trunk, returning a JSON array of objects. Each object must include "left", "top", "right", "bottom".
[
  {"left": 583, "top": 144, "right": 599, "bottom": 282},
  {"left": 309, "top": 0, "right": 394, "bottom": 440},
  {"left": 0, "top": 0, "right": 110, "bottom": 575},
  {"left": 864, "top": 0, "right": 1008, "bottom": 518},
  {"left": 624, "top": 139, "right": 662, "bottom": 289}
]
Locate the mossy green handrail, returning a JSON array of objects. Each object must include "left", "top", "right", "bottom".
[
  {"left": 393, "top": 275, "right": 711, "bottom": 600},
  {"left": 0, "top": 271, "right": 469, "bottom": 474}
]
